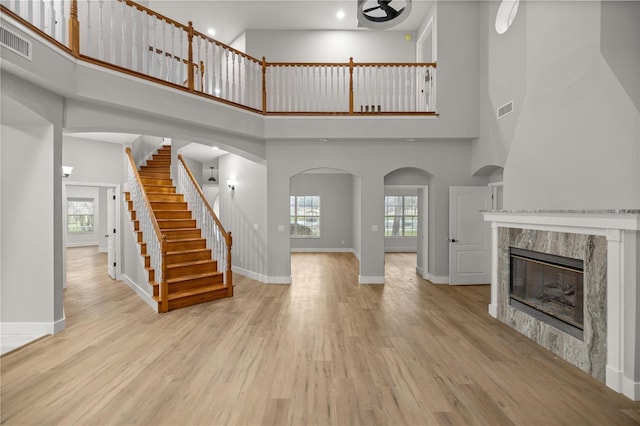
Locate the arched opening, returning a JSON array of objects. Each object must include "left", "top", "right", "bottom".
[{"left": 383, "top": 167, "right": 432, "bottom": 281}]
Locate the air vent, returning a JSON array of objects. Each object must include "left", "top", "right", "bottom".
[
  {"left": 0, "top": 26, "right": 32, "bottom": 61},
  {"left": 497, "top": 101, "right": 513, "bottom": 119}
]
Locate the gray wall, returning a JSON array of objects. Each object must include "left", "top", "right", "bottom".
[
  {"left": 245, "top": 29, "right": 417, "bottom": 63},
  {"left": 218, "top": 153, "right": 268, "bottom": 280},
  {"left": 266, "top": 139, "right": 487, "bottom": 283},
  {"left": 473, "top": 0, "right": 640, "bottom": 209},
  {"left": 1, "top": 72, "right": 64, "bottom": 330},
  {"left": 290, "top": 173, "right": 354, "bottom": 251}
]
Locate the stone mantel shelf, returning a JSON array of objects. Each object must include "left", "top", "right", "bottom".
[{"left": 482, "top": 210, "right": 640, "bottom": 231}]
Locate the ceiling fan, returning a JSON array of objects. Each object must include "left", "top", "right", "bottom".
[{"left": 357, "top": 0, "right": 412, "bottom": 29}]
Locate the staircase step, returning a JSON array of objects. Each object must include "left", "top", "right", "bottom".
[
  {"left": 154, "top": 210, "right": 193, "bottom": 220},
  {"left": 141, "top": 178, "right": 173, "bottom": 186},
  {"left": 165, "top": 238, "right": 207, "bottom": 251},
  {"left": 142, "top": 185, "right": 176, "bottom": 194},
  {"left": 158, "top": 219, "right": 197, "bottom": 229},
  {"left": 139, "top": 171, "right": 171, "bottom": 179},
  {"left": 166, "top": 260, "right": 218, "bottom": 280},
  {"left": 166, "top": 283, "right": 228, "bottom": 311},
  {"left": 166, "top": 248, "right": 212, "bottom": 264},
  {"left": 168, "top": 272, "right": 224, "bottom": 293},
  {"left": 163, "top": 228, "right": 202, "bottom": 240},
  {"left": 146, "top": 193, "right": 184, "bottom": 202},
  {"left": 150, "top": 201, "right": 188, "bottom": 211}
]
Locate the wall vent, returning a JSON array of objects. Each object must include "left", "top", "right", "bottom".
[
  {"left": 497, "top": 101, "right": 513, "bottom": 119},
  {"left": 0, "top": 26, "right": 32, "bottom": 61}
]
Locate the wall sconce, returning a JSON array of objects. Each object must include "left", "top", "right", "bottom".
[
  {"left": 226, "top": 179, "right": 236, "bottom": 190},
  {"left": 62, "top": 166, "right": 74, "bottom": 178}
]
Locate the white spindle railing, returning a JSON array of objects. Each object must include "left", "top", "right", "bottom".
[
  {"left": 126, "top": 151, "right": 163, "bottom": 286},
  {"left": 176, "top": 155, "right": 232, "bottom": 288},
  {"left": 2, "top": 0, "right": 437, "bottom": 115}
]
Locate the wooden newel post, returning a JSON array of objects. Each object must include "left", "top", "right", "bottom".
[
  {"left": 349, "top": 57, "right": 354, "bottom": 114},
  {"left": 68, "top": 0, "right": 80, "bottom": 57},
  {"left": 187, "top": 21, "right": 195, "bottom": 92},
  {"left": 226, "top": 232, "right": 233, "bottom": 297},
  {"left": 261, "top": 57, "right": 267, "bottom": 114}
]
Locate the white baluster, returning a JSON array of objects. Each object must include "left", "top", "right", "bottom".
[
  {"left": 110, "top": 0, "right": 115, "bottom": 63},
  {"left": 142, "top": 10, "right": 148, "bottom": 74},
  {"left": 131, "top": 6, "right": 138, "bottom": 71},
  {"left": 196, "top": 35, "right": 202, "bottom": 91},
  {"left": 161, "top": 20, "right": 167, "bottom": 81},
  {"left": 169, "top": 24, "right": 175, "bottom": 83},
  {"left": 27, "top": 0, "right": 33, "bottom": 25},
  {"left": 39, "top": 0, "right": 45, "bottom": 32},
  {"left": 120, "top": 0, "right": 126, "bottom": 68},
  {"left": 224, "top": 49, "right": 230, "bottom": 100},
  {"left": 179, "top": 30, "right": 184, "bottom": 87},
  {"left": 85, "top": 0, "right": 91, "bottom": 56},
  {"left": 60, "top": 0, "right": 66, "bottom": 45},
  {"left": 48, "top": 0, "right": 55, "bottom": 39},
  {"left": 97, "top": 0, "right": 104, "bottom": 60},
  {"left": 151, "top": 15, "right": 157, "bottom": 78}
]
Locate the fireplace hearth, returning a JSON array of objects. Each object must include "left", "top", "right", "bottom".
[{"left": 509, "top": 247, "right": 584, "bottom": 339}]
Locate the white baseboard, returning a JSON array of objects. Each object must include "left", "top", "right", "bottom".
[
  {"left": 488, "top": 303, "right": 498, "bottom": 318},
  {"left": 426, "top": 273, "right": 449, "bottom": 284},
  {"left": 291, "top": 248, "right": 355, "bottom": 253},
  {"left": 606, "top": 365, "right": 623, "bottom": 393},
  {"left": 359, "top": 275, "right": 385, "bottom": 284},
  {"left": 232, "top": 267, "right": 292, "bottom": 284},
  {"left": 66, "top": 242, "right": 99, "bottom": 248},
  {"left": 416, "top": 266, "right": 424, "bottom": 276},
  {"left": 623, "top": 377, "right": 640, "bottom": 401},
  {"left": 1, "top": 316, "right": 66, "bottom": 335},
  {"left": 121, "top": 274, "right": 157, "bottom": 312},
  {"left": 384, "top": 247, "right": 417, "bottom": 253}
]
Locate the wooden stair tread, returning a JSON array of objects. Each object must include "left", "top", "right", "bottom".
[
  {"left": 167, "top": 248, "right": 210, "bottom": 256},
  {"left": 167, "top": 271, "right": 222, "bottom": 284},
  {"left": 166, "top": 259, "right": 215, "bottom": 269},
  {"left": 167, "top": 284, "right": 226, "bottom": 300}
]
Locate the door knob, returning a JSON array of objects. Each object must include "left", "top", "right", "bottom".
[{"left": 450, "top": 238, "right": 458, "bottom": 243}]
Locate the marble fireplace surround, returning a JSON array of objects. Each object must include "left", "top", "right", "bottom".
[{"left": 483, "top": 210, "right": 640, "bottom": 401}]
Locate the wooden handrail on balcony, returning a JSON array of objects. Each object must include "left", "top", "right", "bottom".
[
  {"left": 177, "top": 154, "right": 233, "bottom": 295},
  {"left": 1, "top": 0, "right": 438, "bottom": 116},
  {"left": 125, "top": 147, "right": 168, "bottom": 313}
]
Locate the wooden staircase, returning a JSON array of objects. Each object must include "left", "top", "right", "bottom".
[{"left": 125, "top": 145, "right": 230, "bottom": 312}]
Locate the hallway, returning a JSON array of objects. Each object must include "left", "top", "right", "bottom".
[{"left": 1, "top": 248, "right": 638, "bottom": 424}]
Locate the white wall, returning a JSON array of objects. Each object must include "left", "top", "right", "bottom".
[
  {"left": 1, "top": 72, "right": 65, "bottom": 333},
  {"left": 245, "top": 30, "right": 416, "bottom": 63},
  {"left": 63, "top": 136, "right": 125, "bottom": 184},
  {"left": 473, "top": 1, "right": 640, "bottom": 209},
  {"left": 290, "top": 173, "right": 354, "bottom": 252},
  {"left": 218, "top": 154, "right": 268, "bottom": 280}
]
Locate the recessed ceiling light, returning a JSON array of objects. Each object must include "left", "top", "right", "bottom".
[
  {"left": 336, "top": 10, "right": 345, "bottom": 20},
  {"left": 319, "top": 138, "right": 329, "bottom": 142},
  {"left": 212, "top": 146, "right": 219, "bottom": 150},
  {"left": 207, "top": 28, "right": 216, "bottom": 36},
  {"left": 406, "top": 138, "right": 416, "bottom": 142}
]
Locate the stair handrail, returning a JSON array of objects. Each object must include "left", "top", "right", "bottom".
[
  {"left": 176, "top": 154, "right": 233, "bottom": 295},
  {"left": 125, "top": 147, "right": 169, "bottom": 312}
]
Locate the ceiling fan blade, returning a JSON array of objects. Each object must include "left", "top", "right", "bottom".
[
  {"left": 380, "top": 4, "right": 400, "bottom": 18},
  {"left": 363, "top": 5, "right": 382, "bottom": 13}
]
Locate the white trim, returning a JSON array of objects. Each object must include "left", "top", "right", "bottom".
[
  {"left": 416, "top": 266, "right": 424, "bottom": 276},
  {"left": 359, "top": 276, "right": 385, "bottom": 284},
  {"left": 426, "top": 273, "right": 449, "bottom": 284},
  {"left": 1, "top": 316, "right": 65, "bottom": 335},
  {"left": 488, "top": 181, "right": 504, "bottom": 187},
  {"left": 66, "top": 241, "right": 100, "bottom": 248},
  {"left": 266, "top": 275, "right": 292, "bottom": 284},
  {"left": 384, "top": 247, "right": 417, "bottom": 253},
  {"left": 121, "top": 274, "right": 157, "bottom": 312},
  {"left": 290, "top": 248, "right": 355, "bottom": 253},
  {"left": 606, "top": 366, "right": 623, "bottom": 394},
  {"left": 622, "top": 377, "right": 640, "bottom": 401}
]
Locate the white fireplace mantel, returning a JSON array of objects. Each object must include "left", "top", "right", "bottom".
[{"left": 483, "top": 210, "right": 640, "bottom": 401}]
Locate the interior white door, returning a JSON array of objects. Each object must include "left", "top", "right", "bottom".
[
  {"left": 107, "top": 188, "right": 116, "bottom": 280},
  {"left": 448, "top": 186, "right": 492, "bottom": 285}
]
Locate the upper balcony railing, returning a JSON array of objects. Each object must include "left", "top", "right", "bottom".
[{"left": 1, "top": 0, "right": 437, "bottom": 116}]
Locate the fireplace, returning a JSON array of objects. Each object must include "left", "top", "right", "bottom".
[{"left": 509, "top": 247, "right": 584, "bottom": 339}]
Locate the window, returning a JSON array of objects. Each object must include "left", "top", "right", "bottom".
[
  {"left": 290, "top": 195, "right": 320, "bottom": 237},
  {"left": 67, "top": 198, "right": 95, "bottom": 233},
  {"left": 385, "top": 195, "right": 418, "bottom": 237}
]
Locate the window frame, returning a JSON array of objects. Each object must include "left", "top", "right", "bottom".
[
  {"left": 290, "top": 195, "right": 321, "bottom": 238},
  {"left": 384, "top": 195, "right": 418, "bottom": 238},
  {"left": 67, "top": 197, "right": 95, "bottom": 234}
]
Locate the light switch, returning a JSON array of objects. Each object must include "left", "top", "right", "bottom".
[
  {"left": 372, "top": 225, "right": 378, "bottom": 232},
  {"left": 253, "top": 224, "right": 259, "bottom": 230},
  {"left": 278, "top": 225, "right": 285, "bottom": 232}
]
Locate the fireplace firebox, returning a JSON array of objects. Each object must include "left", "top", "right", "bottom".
[{"left": 509, "top": 247, "right": 584, "bottom": 339}]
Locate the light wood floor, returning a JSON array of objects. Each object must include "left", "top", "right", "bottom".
[{"left": 1, "top": 248, "right": 639, "bottom": 425}]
